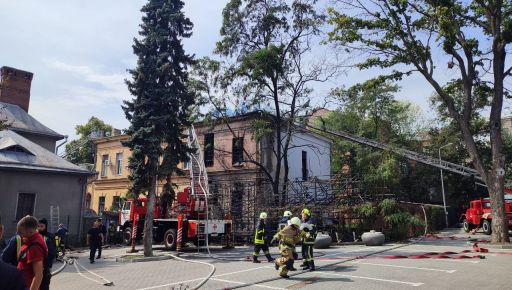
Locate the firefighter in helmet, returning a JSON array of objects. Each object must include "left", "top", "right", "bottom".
[
  {"left": 280, "top": 211, "right": 292, "bottom": 225},
  {"left": 272, "top": 216, "right": 302, "bottom": 278},
  {"left": 253, "top": 212, "right": 274, "bottom": 263},
  {"left": 300, "top": 208, "right": 317, "bottom": 271}
]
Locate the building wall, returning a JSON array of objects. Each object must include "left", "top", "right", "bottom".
[
  {"left": 286, "top": 131, "right": 332, "bottom": 180},
  {"left": 88, "top": 135, "right": 131, "bottom": 213},
  {"left": 87, "top": 135, "right": 190, "bottom": 213},
  {"left": 0, "top": 170, "right": 86, "bottom": 243},
  {"left": 502, "top": 117, "right": 512, "bottom": 135},
  {"left": 195, "top": 118, "right": 260, "bottom": 174}
]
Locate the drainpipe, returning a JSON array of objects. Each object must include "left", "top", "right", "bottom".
[
  {"left": 55, "top": 135, "right": 69, "bottom": 154},
  {"left": 78, "top": 177, "right": 87, "bottom": 245}
]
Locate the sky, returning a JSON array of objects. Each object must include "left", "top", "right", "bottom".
[{"left": 1, "top": 0, "right": 509, "bottom": 147}]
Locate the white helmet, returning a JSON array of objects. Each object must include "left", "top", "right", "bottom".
[
  {"left": 259, "top": 212, "right": 268, "bottom": 219},
  {"left": 283, "top": 210, "right": 292, "bottom": 217},
  {"left": 290, "top": 217, "right": 301, "bottom": 227}
]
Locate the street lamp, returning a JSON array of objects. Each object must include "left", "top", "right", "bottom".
[{"left": 439, "top": 142, "right": 453, "bottom": 228}]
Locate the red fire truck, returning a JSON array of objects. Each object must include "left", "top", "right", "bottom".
[
  {"left": 119, "top": 187, "right": 232, "bottom": 250},
  {"left": 461, "top": 193, "right": 512, "bottom": 235}
]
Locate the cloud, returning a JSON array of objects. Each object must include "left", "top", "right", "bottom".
[{"left": 43, "top": 59, "right": 131, "bottom": 106}]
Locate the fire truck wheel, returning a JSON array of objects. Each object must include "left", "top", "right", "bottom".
[
  {"left": 482, "top": 219, "right": 492, "bottom": 235},
  {"left": 462, "top": 219, "right": 472, "bottom": 233},
  {"left": 164, "top": 229, "right": 177, "bottom": 250},
  {"left": 123, "top": 228, "right": 133, "bottom": 245}
]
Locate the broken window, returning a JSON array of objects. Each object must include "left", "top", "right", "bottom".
[
  {"left": 204, "top": 133, "right": 214, "bottom": 167},
  {"left": 232, "top": 137, "right": 244, "bottom": 165}
]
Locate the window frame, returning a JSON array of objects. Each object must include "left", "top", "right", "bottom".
[
  {"left": 15, "top": 192, "right": 36, "bottom": 221},
  {"left": 98, "top": 196, "right": 106, "bottom": 214},
  {"left": 101, "top": 154, "right": 109, "bottom": 177},
  {"left": 115, "top": 152, "right": 123, "bottom": 176},
  {"left": 302, "top": 150, "right": 308, "bottom": 181},
  {"left": 232, "top": 137, "right": 244, "bottom": 165},
  {"left": 204, "top": 133, "right": 215, "bottom": 167}
]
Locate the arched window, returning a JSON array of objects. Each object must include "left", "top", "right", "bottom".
[{"left": 85, "top": 193, "right": 92, "bottom": 209}]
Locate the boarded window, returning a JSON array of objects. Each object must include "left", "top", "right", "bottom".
[
  {"left": 232, "top": 137, "right": 244, "bottom": 165},
  {"left": 16, "top": 193, "right": 36, "bottom": 220},
  {"left": 204, "top": 133, "right": 214, "bottom": 167}
]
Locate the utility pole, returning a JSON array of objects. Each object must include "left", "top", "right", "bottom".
[{"left": 439, "top": 143, "right": 453, "bottom": 228}]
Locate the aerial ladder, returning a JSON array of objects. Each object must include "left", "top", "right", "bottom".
[{"left": 300, "top": 123, "right": 510, "bottom": 190}]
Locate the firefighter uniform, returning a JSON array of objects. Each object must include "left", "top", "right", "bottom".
[
  {"left": 273, "top": 217, "right": 302, "bottom": 278},
  {"left": 253, "top": 212, "right": 274, "bottom": 263},
  {"left": 277, "top": 211, "right": 297, "bottom": 267},
  {"left": 300, "top": 208, "right": 316, "bottom": 271}
]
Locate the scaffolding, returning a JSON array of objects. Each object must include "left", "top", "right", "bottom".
[{"left": 205, "top": 174, "right": 372, "bottom": 243}]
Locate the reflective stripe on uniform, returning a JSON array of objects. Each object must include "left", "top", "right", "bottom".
[
  {"left": 15, "top": 235, "right": 22, "bottom": 261},
  {"left": 254, "top": 228, "right": 265, "bottom": 244}
]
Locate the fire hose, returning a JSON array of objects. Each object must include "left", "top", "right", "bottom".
[{"left": 51, "top": 256, "right": 114, "bottom": 286}]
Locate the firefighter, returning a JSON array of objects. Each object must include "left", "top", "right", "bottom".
[
  {"left": 276, "top": 210, "right": 297, "bottom": 269},
  {"left": 272, "top": 216, "right": 302, "bottom": 278},
  {"left": 300, "top": 208, "right": 316, "bottom": 271},
  {"left": 279, "top": 211, "right": 292, "bottom": 226},
  {"left": 253, "top": 212, "right": 274, "bottom": 263}
]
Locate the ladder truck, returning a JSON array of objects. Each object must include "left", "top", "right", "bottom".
[
  {"left": 301, "top": 123, "right": 512, "bottom": 233},
  {"left": 118, "top": 126, "right": 232, "bottom": 250}
]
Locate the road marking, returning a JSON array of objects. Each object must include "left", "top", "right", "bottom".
[
  {"left": 431, "top": 259, "right": 480, "bottom": 264},
  {"left": 321, "top": 246, "right": 389, "bottom": 258},
  {"left": 210, "top": 278, "right": 285, "bottom": 289},
  {"left": 214, "top": 265, "right": 274, "bottom": 278},
  {"left": 321, "top": 271, "right": 424, "bottom": 287},
  {"left": 349, "top": 261, "right": 456, "bottom": 273},
  {"left": 136, "top": 265, "right": 274, "bottom": 290}
]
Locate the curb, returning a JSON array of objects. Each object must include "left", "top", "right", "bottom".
[
  {"left": 116, "top": 255, "right": 171, "bottom": 263},
  {"left": 477, "top": 243, "right": 512, "bottom": 249}
]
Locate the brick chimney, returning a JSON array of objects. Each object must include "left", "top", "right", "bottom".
[{"left": 0, "top": 66, "right": 33, "bottom": 112}]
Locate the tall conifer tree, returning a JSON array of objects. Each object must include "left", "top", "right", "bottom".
[{"left": 123, "top": 0, "right": 194, "bottom": 256}]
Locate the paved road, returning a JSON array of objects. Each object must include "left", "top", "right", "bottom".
[{"left": 51, "top": 229, "right": 511, "bottom": 290}]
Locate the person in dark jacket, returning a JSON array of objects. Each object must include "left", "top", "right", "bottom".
[
  {"left": 96, "top": 218, "right": 107, "bottom": 259},
  {"left": 87, "top": 221, "right": 103, "bottom": 264},
  {"left": 299, "top": 208, "right": 317, "bottom": 271},
  {"left": 38, "top": 218, "right": 56, "bottom": 290},
  {"left": 1, "top": 233, "right": 21, "bottom": 266},
  {"left": 252, "top": 212, "right": 274, "bottom": 263},
  {"left": 0, "top": 258, "right": 26, "bottom": 290},
  {"left": 55, "top": 224, "right": 68, "bottom": 257}
]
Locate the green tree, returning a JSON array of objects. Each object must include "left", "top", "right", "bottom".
[
  {"left": 211, "top": 0, "right": 330, "bottom": 204},
  {"left": 328, "top": 0, "right": 512, "bottom": 243},
  {"left": 323, "top": 82, "right": 423, "bottom": 197},
  {"left": 123, "top": 0, "right": 194, "bottom": 257},
  {"left": 64, "top": 117, "right": 112, "bottom": 164}
]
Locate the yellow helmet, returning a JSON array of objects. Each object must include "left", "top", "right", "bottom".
[
  {"left": 283, "top": 210, "right": 292, "bottom": 217},
  {"left": 290, "top": 217, "right": 301, "bottom": 227},
  {"left": 302, "top": 208, "right": 310, "bottom": 216},
  {"left": 259, "top": 212, "right": 268, "bottom": 219}
]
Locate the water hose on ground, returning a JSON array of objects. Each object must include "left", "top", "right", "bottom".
[{"left": 167, "top": 253, "right": 216, "bottom": 290}]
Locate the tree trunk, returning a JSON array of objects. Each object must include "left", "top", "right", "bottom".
[
  {"left": 274, "top": 120, "right": 283, "bottom": 204},
  {"left": 488, "top": 178, "right": 509, "bottom": 243},
  {"left": 143, "top": 160, "right": 158, "bottom": 257}
]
